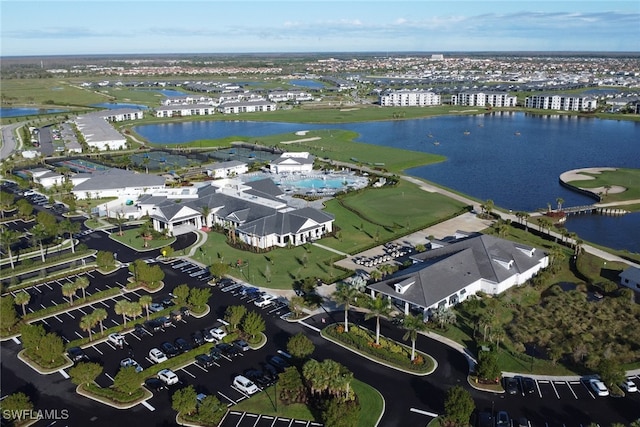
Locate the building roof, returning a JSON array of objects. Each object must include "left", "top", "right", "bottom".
[
  {"left": 237, "top": 206, "right": 334, "bottom": 237},
  {"left": 72, "top": 169, "right": 165, "bottom": 192},
  {"left": 620, "top": 266, "right": 640, "bottom": 284},
  {"left": 368, "top": 234, "right": 547, "bottom": 309}
]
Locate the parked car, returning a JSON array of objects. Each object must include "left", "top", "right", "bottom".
[
  {"left": 120, "top": 358, "right": 143, "bottom": 373},
  {"left": 621, "top": 378, "right": 638, "bottom": 393},
  {"left": 194, "top": 354, "right": 216, "bottom": 369},
  {"left": 160, "top": 341, "right": 180, "bottom": 358},
  {"left": 157, "top": 369, "right": 179, "bottom": 386},
  {"left": 216, "top": 342, "right": 240, "bottom": 357},
  {"left": 161, "top": 297, "right": 175, "bottom": 307},
  {"left": 144, "top": 377, "right": 167, "bottom": 392},
  {"left": 191, "top": 330, "right": 205, "bottom": 347},
  {"left": 589, "top": 379, "right": 610, "bottom": 397},
  {"left": 149, "top": 303, "right": 164, "bottom": 313},
  {"left": 174, "top": 337, "right": 192, "bottom": 353},
  {"left": 208, "top": 347, "right": 223, "bottom": 361},
  {"left": 503, "top": 377, "right": 518, "bottom": 395},
  {"left": 67, "top": 346, "right": 89, "bottom": 363},
  {"left": 108, "top": 333, "right": 125, "bottom": 348},
  {"left": 476, "top": 410, "right": 493, "bottom": 427},
  {"left": 516, "top": 417, "right": 530, "bottom": 427},
  {"left": 157, "top": 316, "right": 172, "bottom": 328},
  {"left": 170, "top": 310, "right": 183, "bottom": 322},
  {"left": 495, "top": 411, "right": 510, "bottom": 427},
  {"left": 132, "top": 323, "right": 148, "bottom": 339},
  {"left": 233, "top": 339, "right": 250, "bottom": 352},
  {"left": 262, "top": 363, "right": 278, "bottom": 383},
  {"left": 268, "top": 355, "right": 289, "bottom": 372},
  {"left": 203, "top": 328, "right": 216, "bottom": 343},
  {"left": 209, "top": 328, "right": 227, "bottom": 341},
  {"left": 233, "top": 375, "right": 260, "bottom": 395},
  {"left": 149, "top": 348, "right": 168, "bottom": 364},
  {"left": 144, "top": 319, "right": 163, "bottom": 332},
  {"left": 521, "top": 377, "right": 536, "bottom": 394},
  {"left": 244, "top": 369, "right": 271, "bottom": 388},
  {"left": 254, "top": 294, "right": 276, "bottom": 308}
]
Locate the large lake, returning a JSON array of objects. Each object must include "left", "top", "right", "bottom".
[{"left": 134, "top": 112, "right": 640, "bottom": 252}]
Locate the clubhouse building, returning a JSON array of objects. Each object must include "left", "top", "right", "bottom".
[{"left": 367, "top": 233, "right": 548, "bottom": 319}]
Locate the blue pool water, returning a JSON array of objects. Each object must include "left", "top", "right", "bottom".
[
  {"left": 279, "top": 178, "right": 353, "bottom": 189},
  {"left": 91, "top": 102, "right": 148, "bottom": 110}
]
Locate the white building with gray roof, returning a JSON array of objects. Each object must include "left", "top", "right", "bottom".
[
  {"left": 367, "top": 234, "right": 548, "bottom": 319},
  {"left": 71, "top": 168, "right": 165, "bottom": 200},
  {"left": 74, "top": 108, "right": 143, "bottom": 151}
]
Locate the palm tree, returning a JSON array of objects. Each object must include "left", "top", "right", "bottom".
[
  {"left": 93, "top": 308, "right": 108, "bottom": 336},
  {"left": 369, "top": 269, "right": 382, "bottom": 282},
  {"left": 556, "top": 197, "right": 564, "bottom": 212},
  {"left": 61, "top": 282, "right": 78, "bottom": 305},
  {"left": 30, "top": 223, "right": 49, "bottom": 263},
  {"left": 0, "top": 227, "right": 21, "bottom": 270},
  {"left": 114, "top": 211, "right": 126, "bottom": 236},
  {"left": 80, "top": 313, "right": 96, "bottom": 341},
  {"left": 59, "top": 219, "right": 80, "bottom": 254},
  {"left": 75, "top": 276, "right": 90, "bottom": 300},
  {"left": 114, "top": 300, "right": 128, "bottom": 325},
  {"left": 401, "top": 313, "right": 428, "bottom": 361},
  {"left": 521, "top": 212, "right": 531, "bottom": 231},
  {"left": 332, "top": 283, "right": 360, "bottom": 332},
  {"left": 14, "top": 290, "right": 31, "bottom": 317},
  {"left": 126, "top": 301, "right": 142, "bottom": 324},
  {"left": 200, "top": 205, "right": 211, "bottom": 229},
  {"left": 288, "top": 295, "right": 305, "bottom": 317},
  {"left": 364, "top": 294, "right": 392, "bottom": 345},
  {"left": 139, "top": 295, "right": 152, "bottom": 320}
]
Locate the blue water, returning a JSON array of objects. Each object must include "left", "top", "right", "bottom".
[
  {"left": 279, "top": 178, "right": 354, "bottom": 189},
  {"left": 0, "top": 107, "right": 67, "bottom": 117},
  {"left": 288, "top": 79, "right": 324, "bottom": 89},
  {"left": 564, "top": 212, "right": 640, "bottom": 253},
  {"left": 91, "top": 102, "right": 148, "bottom": 110},
  {"left": 133, "top": 113, "right": 640, "bottom": 252},
  {"left": 133, "top": 89, "right": 186, "bottom": 97}
]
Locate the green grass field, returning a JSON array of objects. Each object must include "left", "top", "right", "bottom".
[{"left": 565, "top": 168, "right": 640, "bottom": 203}]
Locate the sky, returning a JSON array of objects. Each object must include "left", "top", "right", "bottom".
[{"left": 1, "top": 0, "right": 639, "bottom": 56}]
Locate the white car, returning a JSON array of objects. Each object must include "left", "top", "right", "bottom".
[
  {"left": 120, "top": 358, "right": 143, "bottom": 373},
  {"left": 621, "top": 379, "right": 638, "bottom": 393},
  {"left": 233, "top": 375, "right": 260, "bottom": 395},
  {"left": 209, "top": 328, "right": 227, "bottom": 341},
  {"left": 589, "top": 379, "right": 610, "bottom": 397},
  {"left": 254, "top": 294, "right": 276, "bottom": 308},
  {"left": 157, "top": 369, "right": 179, "bottom": 385},
  {"left": 108, "top": 333, "right": 125, "bottom": 348},
  {"left": 148, "top": 348, "right": 168, "bottom": 364}
]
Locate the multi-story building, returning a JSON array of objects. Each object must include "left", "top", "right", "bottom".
[
  {"left": 450, "top": 91, "right": 517, "bottom": 107},
  {"left": 524, "top": 94, "right": 598, "bottom": 111},
  {"left": 379, "top": 90, "right": 441, "bottom": 107}
]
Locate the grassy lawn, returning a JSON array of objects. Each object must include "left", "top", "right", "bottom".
[
  {"left": 110, "top": 227, "right": 176, "bottom": 251},
  {"left": 0, "top": 78, "right": 107, "bottom": 107},
  {"left": 565, "top": 168, "right": 640, "bottom": 202}
]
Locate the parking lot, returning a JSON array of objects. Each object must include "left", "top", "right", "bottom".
[{"left": 220, "top": 411, "right": 323, "bottom": 427}]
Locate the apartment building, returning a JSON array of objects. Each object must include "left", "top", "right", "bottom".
[
  {"left": 450, "top": 91, "right": 517, "bottom": 107},
  {"left": 524, "top": 94, "right": 598, "bottom": 111},
  {"left": 379, "top": 89, "right": 442, "bottom": 107}
]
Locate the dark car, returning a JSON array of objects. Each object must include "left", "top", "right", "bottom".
[
  {"left": 191, "top": 331, "right": 205, "bottom": 347},
  {"left": 161, "top": 297, "right": 175, "bottom": 308},
  {"left": 179, "top": 306, "right": 191, "bottom": 317},
  {"left": 233, "top": 339, "right": 250, "bottom": 352},
  {"left": 67, "top": 346, "right": 88, "bottom": 363},
  {"left": 476, "top": 410, "right": 493, "bottom": 427},
  {"left": 216, "top": 342, "right": 240, "bottom": 357},
  {"left": 144, "top": 319, "right": 163, "bottom": 332},
  {"left": 157, "top": 316, "right": 172, "bottom": 328},
  {"left": 504, "top": 376, "right": 518, "bottom": 395},
  {"left": 495, "top": 411, "right": 510, "bottom": 427},
  {"left": 208, "top": 347, "right": 222, "bottom": 361},
  {"left": 194, "top": 353, "right": 216, "bottom": 369},
  {"left": 132, "top": 324, "right": 148, "bottom": 338},
  {"left": 268, "top": 355, "right": 290, "bottom": 372},
  {"left": 262, "top": 363, "right": 278, "bottom": 382},
  {"left": 244, "top": 369, "right": 271, "bottom": 388},
  {"left": 174, "top": 337, "right": 192, "bottom": 353},
  {"left": 144, "top": 377, "right": 167, "bottom": 392},
  {"left": 521, "top": 377, "right": 536, "bottom": 394},
  {"left": 160, "top": 341, "right": 180, "bottom": 358}
]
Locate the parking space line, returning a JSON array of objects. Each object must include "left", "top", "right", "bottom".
[
  {"left": 550, "top": 381, "right": 560, "bottom": 399},
  {"left": 66, "top": 312, "right": 75, "bottom": 319},
  {"left": 44, "top": 283, "right": 53, "bottom": 290},
  {"left": 535, "top": 380, "right": 543, "bottom": 398},
  {"left": 51, "top": 300, "right": 59, "bottom": 306},
  {"left": 40, "top": 318, "right": 49, "bottom": 326},
  {"left": 217, "top": 391, "right": 236, "bottom": 405},
  {"left": 193, "top": 364, "right": 208, "bottom": 373},
  {"left": 231, "top": 386, "right": 251, "bottom": 400},
  {"left": 581, "top": 381, "right": 596, "bottom": 399},
  {"left": 104, "top": 373, "right": 114, "bottom": 382},
  {"left": 180, "top": 368, "right": 196, "bottom": 379},
  {"left": 565, "top": 381, "right": 578, "bottom": 399},
  {"left": 53, "top": 315, "right": 64, "bottom": 323},
  {"left": 110, "top": 319, "right": 119, "bottom": 326},
  {"left": 140, "top": 400, "right": 155, "bottom": 411},
  {"left": 74, "top": 331, "right": 84, "bottom": 339},
  {"left": 100, "top": 301, "right": 110, "bottom": 307},
  {"left": 105, "top": 341, "right": 116, "bottom": 351},
  {"left": 129, "top": 333, "right": 141, "bottom": 342},
  {"left": 33, "top": 286, "right": 42, "bottom": 293},
  {"left": 85, "top": 272, "right": 95, "bottom": 278},
  {"left": 77, "top": 308, "right": 88, "bottom": 315},
  {"left": 12, "top": 337, "right": 21, "bottom": 345},
  {"left": 92, "top": 345, "right": 103, "bottom": 355}
]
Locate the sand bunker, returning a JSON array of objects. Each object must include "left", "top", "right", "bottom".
[
  {"left": 560, "top": 167, "right": 617, "bottom": 182},
  {"left": 280, "top": 137, "right": 321, "bottom": 144},
  {"left": 339, "top": 108, "right": 360, "bottom": 112},
  {"left": 590, "top": 185, "right": 626, "bottom": 194},
  {"left": 295, "top": 130, "right": 309, "bottom": 136}
]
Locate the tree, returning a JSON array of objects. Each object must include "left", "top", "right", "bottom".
[
  {"left": 173, "top": 283, "right": 190, "bottom": 306},
  {"left": 114, "top": 299, "right": 129, "bottom": 325},
  {"left": 172, "top": 384, "right": 198, "bottom": 416},
  {"left": 0, "top": 296, "right": 19, "bottom": 333},
  {"left": 16, "top": 198, "right": 33, "bottom": 218},
  {"left": 75, "top": 276, "right": 90, "bottom": 299},
  {"left": 278, "top": 366, "right": 307, "bottom": 404},
  {"left": 114, "top": 211, "right": 126, "bottom": 236},
  {"left": 224, "top": 305, "right": 247, "bottom": 330},
  {"left": 401, "top": 313, "right": 427, "bottom": 361},
  {"left": 125, "top": 301, "right": 142, "bottom": 325},
  {"left": 61, "top": 281, "right": 78, "bottom": 305},
  {"left": 443, "top": 385, "right": 475, "bottom": 426},
  {"left": 0, "top": 190, "right": 14, "bottom": 219},
  {"left": 322, "top": 398, "right": 360, "bottom": 427},
  {"left": 38, "top": 332, "right": 64, "bottom": 363},
  {"left": 161, "top": 245, "right": 174, "bottom": 259},
  {"left": 80, "top": 313, "right": 97, "bottom": 341},
  {"left": 187, "top": 287, "right": 211, "bottom": 312},
  {"left": 556, "top": 197, "right": 564, "bottom": 212},
  {"left": 196, "top": 395, "right": 224, "bottom": 423},
  {"left": 200, "top": 205, "right": 211, "bottom": 229},
  {"left": 30, "top": 223, "right": 49, "bottom": 263},
  {"left": 139, "top": 295, "right": 152, "bottom": 320},
  {"left": 476, "top": 350, "right": 500, "bottom": 381},
  {"left": 59, "top": 218, "right": 80, "bottom": 253},
  {"left": 96, "top": 251, "right": 116, "bottom": 270},
  {"left": 432, "top": 306, "right": 457, "bottom": 330},
  {"left": 286, "top": 332, "right": 315, "bottom": 360},
  {"left": 93, "top": 308, "right": 108, "bottom": 335},
  {"left": 14, "top": 290, "right": 31, "bottom": 317},
  {"left": 209, "top": 262, "right": 229, "bottom": 279},
  {"left": 332, "top": 283, "right": 360, "bottom": 333},
  {"left": 364, "top": 294, "right": 392, "bottom": 345},
  {"left": 0, "top": 392, "right": 34, "bottom": 423},
  {"left": 113, "top": 366, "right": 142, "bottom": 395},
  {"left": 69, "top": 362, "right": 103, "bottom": 387},
  {"left": 598, "top": 358, "right": 625, "bottom": 388},
  {"left": 20, "top": 323, "right": 46, "bottom": 353},
  {"left": 288, "top": 295, "right": 305, "bottom": 317},
  {"left": 242, "top": 310, "right": 266, "bottom": 340},
  {"left": 0, "top": 226, "right": 21, "bottom": 270}
]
